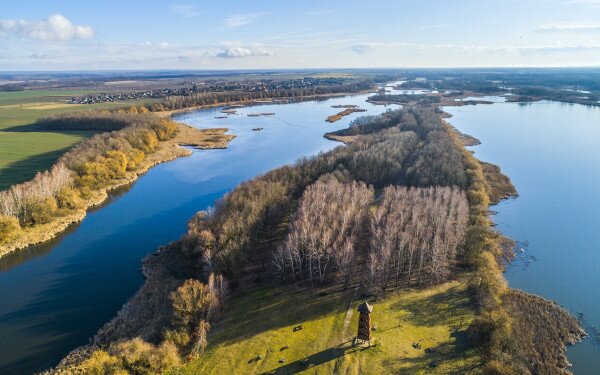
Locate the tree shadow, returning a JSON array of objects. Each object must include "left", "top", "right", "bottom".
[
  {"left": 1, "top": 123, "right": 42, "bottom": 132},
  {"left": 207, "top": 282, "right": 353, "bottom": 348},
  {"left": 0, "top": 147, "right": 73, "bottom": 189},
  {"left": 0, "top": 121, "right": 94, "bottom": 188},
  {"left": 261, "top": 339, "right": 370, "bottom": 374},
  {"left": 381, "top": 337, "right": 481, "bottom": 374},
  {"left": 390, "top": 284, "right": 473, "bottom": 328}
]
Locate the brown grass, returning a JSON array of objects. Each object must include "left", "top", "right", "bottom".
[
  {"left": 326, "top": 108, "right": 367, "bottom": 123},
  {"left": 503, "top": 290, "right": 586, "bottom": 374},
  {"left": 480, "top": 162, "right": 517, "bottom": 205}
]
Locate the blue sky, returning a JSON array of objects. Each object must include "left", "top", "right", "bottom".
[{"left": 3, "top": 0, "right": 600, "bottom": 70}]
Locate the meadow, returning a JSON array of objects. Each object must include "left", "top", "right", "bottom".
[{"left": 178, "top": 278, "right": 481, "bottom": 375}]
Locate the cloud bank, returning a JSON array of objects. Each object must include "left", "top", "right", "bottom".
[
  {"left": 216, "top": 46, "right": 274, "bottom": 58},
  {"left": 0, "top": 14, "right": 94, "bottom": 41},
  {"left": 536, "top": 24, "right": 600, "bottom": 32}
]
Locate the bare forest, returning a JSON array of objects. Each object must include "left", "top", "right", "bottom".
[
  {"left": 366, "top": 186, "right": 468, "bottom": 294},
  {"left": 273, "top": 179, "right": 373, "bottom": 287}
]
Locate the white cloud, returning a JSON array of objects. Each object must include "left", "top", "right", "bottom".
[
  {"left": 419, "top": 24, "right": 449, "bottom": 30},
  {"left": 170, "top": 4, "right": 201, "bottom": 18},
  {"left": 351, "top": 44, "right": 373, "bottom": 54},
  {"left": 225, "top": 13, "right": 264, "bottom": 28},
  {"left": 254, "top": 47, "right": 275, "bottom": 56},
  {"left": 0, "top": 14, "right": 94, "bottom": 41},
  {"left": 350, "top": 41, "right": 414, "bottom": 54},
  {"left": 216, "top": 46, "right": 274, "bottom": 58},
  {"left": 535, "top": 23, "right": 600, "bottom": 32}
]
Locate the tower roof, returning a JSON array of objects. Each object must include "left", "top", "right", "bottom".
[{"left": 357, "top": 301, "right": 373, "bottom": 314}]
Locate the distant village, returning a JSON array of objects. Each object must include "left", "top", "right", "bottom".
[{"left": 69, "top": 77, "right": 351, "bottom": 104}]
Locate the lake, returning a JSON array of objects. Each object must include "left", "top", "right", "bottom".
[
  {"left": 446, "top": 100, "right": 600, "bottom": 374},
  {"left": 3, "top": 92, "right": 598, "bottom": 374},
  {"left": 0, "top": 93, "right": 398, "bottom": 374}
]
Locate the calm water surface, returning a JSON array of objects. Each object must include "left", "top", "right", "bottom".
[
  {"left": 446, "top": 101, "right": 600, "bottom": 374},
  {"left": 0, "top": 93, "right": 397, "bottom": 374}
]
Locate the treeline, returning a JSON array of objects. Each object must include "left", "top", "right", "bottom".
[
  {"left": 330, "top": 107, "right": 444, "bottom": 139},
  {"left": 0, "top": 111, "right": 178, "bottom": 245},
  {"left": 36, "top": 108, "right": 155, "bottom": 131},
  {"left": 509, "top": 85, "right": 600, "bottom": 106},
  {"left": 76, "top": 274, "right": 228, "bottom": 374},
  {"left": 399, "top": 78, "right": 500, "bottom": 94},
  {"left": 446, "top": 126, "right": 521, "bottom": 373},
  {"left": 400, "top": 74, "right": 600, "bottom": 107},
  {"left": 154, "top": 79, "right": 375, "bottom": 112},
  {"left": 461, "top": 129, "right": 582, "bottom": 374},
  {"left": 369, "top": 93, "right": 441, "bottom": 105}
]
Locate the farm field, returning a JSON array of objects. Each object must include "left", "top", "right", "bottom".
[{"left": 0, "top": 90, "right": 154, "bottom": 189}]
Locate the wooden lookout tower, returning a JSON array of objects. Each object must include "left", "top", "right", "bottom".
[{"left": 355, "top": 301, "right": 373, "bottom": 346}]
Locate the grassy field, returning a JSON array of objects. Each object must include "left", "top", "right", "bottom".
[
  {"left": 177, "top": 277, "right": 482, "bottom": 375},
  {"left": 0, "top": 90, "right": 155, "bottom": 190}
]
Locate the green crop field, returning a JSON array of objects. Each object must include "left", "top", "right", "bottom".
[
  {"left": 178, "top": 277, "right": 482, "bottom": 375},
  {"left": 0, "top": 90, "right": 155, "bottom": 190}
]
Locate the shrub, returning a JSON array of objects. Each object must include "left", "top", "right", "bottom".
[
  {"left": 79, "top": 350, "right": 124, "bottom": 375},
  {"left": 126, "top": 149, "right": 145, "bottom": 171},
  {"left": 80, "top": 338, "right": 181, "bottom": 375},
  {"left": 163, "top": 329, "right": 191, "bottom": 351},
  {"left": 111, "top": 338, "right": 180, "bottom": 374},
  {"left": 170, "top": 279, "right": 214, "bottom": 329},
  {"left": 56, "top": 187, "right": 83, "bottom": 210},
  {"left": 22, "top": 197, "right": 58, "bottom": 226},
  {"left": 0, "top": 215, "right": 20, "bottom": 244}
]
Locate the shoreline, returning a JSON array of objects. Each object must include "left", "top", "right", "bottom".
[
  {"left": 444, "top": 116, "right": 586, "bottom": 373},
  {"left": 0, "top": 123, "right": 234, "bottom": 258},
  {"left": 155, "top": 89, "right": 376, "bottom": 118},
  {"left": 0, "top": 88, "right": 376, "bottom": 258},
  {"left": 46, "top": 103, "right": 585, "bottom": 374}
]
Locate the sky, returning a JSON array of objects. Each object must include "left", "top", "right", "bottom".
[{"left": 4, "top": 0, "right": 600, "bottom": 70}]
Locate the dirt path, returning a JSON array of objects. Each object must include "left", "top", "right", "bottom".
[{"left": 342, "top": 284, "right": 360, "bottom": 334}]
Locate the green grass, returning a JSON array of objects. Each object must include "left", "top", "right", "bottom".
[
  {"left": 0, "top": 90, "right": 98, "bottom": 106},
  {"left": 177, "top": 278, "right": 482, "bottom": 375},
  {"left": 0, "top": 90, "right": 156, "bottom": 189}
]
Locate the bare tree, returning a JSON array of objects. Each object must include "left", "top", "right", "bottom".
[
  {"left": 273, "top": 179, "right": 373, "bottom": 287},
  {"left": 367, "top": 186, "right": 468, "bottom": 295},
  {"left": 0, "top": 162, "right": 73, "bottom": 222}
]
